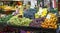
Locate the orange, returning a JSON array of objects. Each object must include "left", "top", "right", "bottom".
[
  {"left": 27, "top": 31, "right": 30, "bottom": 33},
  {"left": 54, "top": 25, "right": 57, "bottom": 29}
]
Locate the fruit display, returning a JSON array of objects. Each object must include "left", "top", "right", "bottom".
[
  {"left": 7, "top": 14, "right": 32, "bottom": 26},
  {"left": 0, "top": 1, "right": 58, "bottom": 30},
  {"left": 35, "top": 8, "right": 47, "bottom": 18},
  {"left": 0, "top": 5, "right": 16, "bottom": 11},
  {"left": 30, "top": 17, "right": 45, "bottom": 27},
  {"left": 41, "top": 13, "right": 58, "bottom": 29}
]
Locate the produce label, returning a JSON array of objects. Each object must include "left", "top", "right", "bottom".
[{"left": 46, "top": 14, "right": 51, "bottom": 19}]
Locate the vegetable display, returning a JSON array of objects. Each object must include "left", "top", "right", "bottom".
[
  {"left": 0, "top": 14, "right": 13, "bottom": 26},
  {"left": 0, "top": 1, "right": 58, "bottom": 30},
  {"left": 0, "top": 14, "right": 13, "bottom": 23},
  {"left": 7, "top": 15, "right": 32, "bottom": 26}
]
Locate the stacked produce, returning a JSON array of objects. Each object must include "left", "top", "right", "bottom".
[
  {"left": 0, "top": 14, "right": 13, "bottom": 25},
  {"left": 35, "top": 8, "right": 47, "bottom": 18},
  {"left": 0, "top": 14, "right": 13, "bottom": 22},
  {"left": 30, "top": 17, "right": 45, "bottom": 27},
  {"left": 41, "top": 13, "right": 57, "bottom": 29},
  {"left": 23, "top": 8, "right": 37, "bottom": 19},
  {"left": 7, "top": 14, "right": 32, "bottom": 26},
  {"left": 0, "top": 5, "right": 16, "bottom": 10}
]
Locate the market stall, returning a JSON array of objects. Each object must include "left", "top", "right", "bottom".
[{"left": 0, "top": 0, "right": 58, "bottom": 33}]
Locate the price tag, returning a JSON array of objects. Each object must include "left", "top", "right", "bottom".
[
  {"left": 46, "top": 14, "right": 51, "bottom": 19},
  {"left": 37, "top": 7, "right": 43, "bottom": 15}
]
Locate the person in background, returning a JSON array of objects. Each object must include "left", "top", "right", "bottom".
[
  {"left": 12, "top": 1, "right": 23, "bottom": 17},
  {"left": 12, "top": 6, "right": 19, "bottom": 16}
]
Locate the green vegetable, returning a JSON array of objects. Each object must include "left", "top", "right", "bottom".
[
  {"left": 7, "top": 15, "right": 32, "bottom": 26},
  {"left": 0, "top": 14, "right": 13, "bottom": 24}
]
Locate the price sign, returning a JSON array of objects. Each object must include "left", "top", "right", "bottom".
[{"left": 46, "top": 14, "right": 51, "bottom": 19}]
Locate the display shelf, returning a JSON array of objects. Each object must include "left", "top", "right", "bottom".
[
  {"left": 0, "top": 24, "right": 56, "bottom": 33},
  {"left": 6, "top": 25, "right": 56, "bottom": 32}
]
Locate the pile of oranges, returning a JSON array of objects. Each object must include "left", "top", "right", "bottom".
[{"left": 41, "top": 13, "right": 58, "bottom": 29}]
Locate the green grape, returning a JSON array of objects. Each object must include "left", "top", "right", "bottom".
[{"left": 7, "top": 15, "right": 32, "bottom": 26}]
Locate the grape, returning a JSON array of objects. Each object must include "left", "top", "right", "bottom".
[
  {"left": 20, "top": 30, "right": 26, "bottom": 33},
  {"left": 29, "top": 17, "right": 45, "bottom": 27},
  {"left": 7, "top": 15, "right": 32, "bottom": 26}
]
